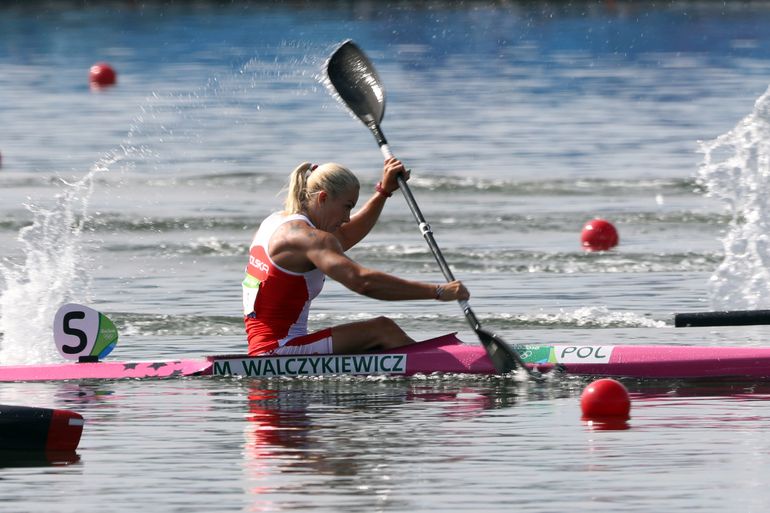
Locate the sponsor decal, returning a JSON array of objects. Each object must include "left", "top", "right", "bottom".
[
  {"left": 515, "top": 345, "right": 614, "bottom": 365},
  {"left": 553, "top": 345, "right": 614, "bottom": 364},
  {"left": 248, "top": 254, "right": 269, "bottom": 274},
  {"left": 514, "top": 345, "right": 552, "bottom": 364},
  {"left": 247, "top": 246, "right": 270, "bottom": 281},
  {"left": 213, "top": 353, "right": 408, "bottom": 377}
]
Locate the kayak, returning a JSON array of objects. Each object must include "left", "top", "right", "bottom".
[
  {"left": 5, "top": 333, "right": 770, "bottom": 381},
  {"left": 0, "top": 404, "right": 84, "bottom": 451},
  {"left": 211, "top": 333, "right": 770, "bottom": 380}
]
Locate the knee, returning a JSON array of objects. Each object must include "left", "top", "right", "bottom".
[
  {"left": 372, "top": 316, "right": 401, "bottom": 334},
  {"left": 370, "top": 316, "right": 412, "bottom": 348}
]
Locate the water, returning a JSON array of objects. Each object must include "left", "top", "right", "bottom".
[{"left": 3, "top": 1, "right": 770, "bottom": 511}]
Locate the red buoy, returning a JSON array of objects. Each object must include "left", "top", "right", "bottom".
[
  {"left": 581, "top": 218, "right": 619, "bottom": 251},
  {"left": 89, "top": 62, "right": 117, "bottom": 88},
  {"left": 0, "top": 404, "right": 84, "bottom": 451},
  {"left": 580, "top": 378, "right": 631, "bottom": 419}
]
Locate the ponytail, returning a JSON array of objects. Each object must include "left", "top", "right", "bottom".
[{"left": 283, "top": 162, "right": 314, "bottom": 214}]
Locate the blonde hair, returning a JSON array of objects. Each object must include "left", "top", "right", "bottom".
[{"left": 283, "top": 162, "right": 360, "bottom": 214}]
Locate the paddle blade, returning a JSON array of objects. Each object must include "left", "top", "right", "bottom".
[
  {"left": 475, "top": 327, "right": 544, "bottom": 381},
  {"left": 325, "top": 40, "right": 386, "bottom": 127}
]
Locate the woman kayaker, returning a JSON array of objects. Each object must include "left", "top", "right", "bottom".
[{"left": 242, "top": 157, "right": 470, "bottom": 356}]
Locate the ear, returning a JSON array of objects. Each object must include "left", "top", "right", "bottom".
[{"left": 317, "top": 190, "right": 328, "bottom": 203}]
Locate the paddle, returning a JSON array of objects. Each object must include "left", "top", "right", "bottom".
[{"left": 325, "top": 40, "right": 542, "bottom": 380}]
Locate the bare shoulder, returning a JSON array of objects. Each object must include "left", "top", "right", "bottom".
[
  {"left": 269, "top": 220, "right": 343, "bottom": 272},
  {"left": 272, "top": 219, "right": 336, "bottom": 250}
]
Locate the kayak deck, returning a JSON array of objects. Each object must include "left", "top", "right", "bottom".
[
  {"left": 4, "top": 333, "right": 770, "bottom": 381},
  {"left": 0, "top": 358, "right": 211, "bottom": 382}
]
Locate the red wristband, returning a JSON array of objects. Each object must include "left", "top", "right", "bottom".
[{"left": 375, "top": 182, "right": 392, "bottom": 198}]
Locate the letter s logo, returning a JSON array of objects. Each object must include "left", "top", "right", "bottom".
[
  {"left": 53, "top": 303, "right": 99, "bottom": 361},
  {"left": 62, "top": 311, "right": 88, "bottom": 354}
]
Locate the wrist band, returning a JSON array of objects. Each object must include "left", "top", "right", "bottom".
[
  {"left": 375, "top": 182, "right": 392, "bottom": 198},
  {"left": 434, "top": 285, "right": 444, "bottom": 300}
]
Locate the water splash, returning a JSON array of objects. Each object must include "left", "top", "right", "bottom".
[
  {"left": 0, "top": 153, "right": 122, "bottom": 365},
  {"left": 697, "top": 85, "right": 770, "bottom": 309},
  {"left": 490, "top": 306, "right": 667, "bottom": 329}
]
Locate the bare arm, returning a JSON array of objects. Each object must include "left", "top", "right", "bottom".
[
  {"left": 308, "top": 230, "right": 468, "bottom": 301},
  {"left": 334, "top": 157, "right": 408, "bottom": 251},
  {"left": 333, "top": 191, "right": 387, "bottom": 251}
]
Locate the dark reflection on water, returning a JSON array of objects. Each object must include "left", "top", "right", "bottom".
[
  {"left": 243, "top": 378, "right": 513, "bottom": 444},
  {"left": 230, "top": 375, "right": 770, "bottom": 511},
  {"left": 237, "top": 377, "right": 541, "bottom": 510},
  {"left": 240, "top": 375, "right": 580, "bottom": 458},
  {"left": 0, "top": 449, "right": 80, "bottom": 468}
]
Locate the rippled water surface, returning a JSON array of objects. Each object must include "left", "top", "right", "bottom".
[{"left": 4, "top": 1, "right": 770, "bottom": 512}]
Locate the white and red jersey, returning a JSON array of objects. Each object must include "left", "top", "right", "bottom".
[{"left": 242, "top": 212, "right": 326, "bottom": 355}]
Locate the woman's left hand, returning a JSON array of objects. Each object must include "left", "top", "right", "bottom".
[{"left": 381, "top": 157, "right": 410, "bottom": 194}]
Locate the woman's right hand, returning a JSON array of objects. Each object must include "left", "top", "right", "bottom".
[
  {"left": 381, "top": 157, "right": 409, "bottom": 194},
  {"left": 437, "top": 280, "right": 470, "bottom": 301}
]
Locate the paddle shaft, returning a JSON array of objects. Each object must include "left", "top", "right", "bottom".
[
  {"left": 376, "top": 137, "right": 481, "bottom": 326},
  {"left": 373, "top": 128, "right": 541, "bottom": 378},
  {"left": 325, "top": 41, "right": 539, "bottom": 377}
]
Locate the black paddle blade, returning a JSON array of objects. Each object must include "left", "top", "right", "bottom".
[
  {"left": 325, "top": 40, "right": 386, "bottom": 127},
  {"left": 475, "top": 328, "right": 545, "bottom": 381}
]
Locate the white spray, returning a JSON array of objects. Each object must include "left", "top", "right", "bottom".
[
  {"left": 697, "top": 85, "right": 770, "bottom": 309},
  {"left": 0, "top": 153, "right": 121, "bottom": 365}
]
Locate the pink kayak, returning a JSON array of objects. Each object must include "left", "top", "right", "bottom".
[
  {"left": 4, "top": 333, "right": 770, "bottom": 381},
  {"left": 209, "top": 333, "right": 770, "bottom": 380}
]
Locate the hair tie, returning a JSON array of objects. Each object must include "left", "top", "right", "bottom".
[{"left": 309, "top": 163, "right": 318, "bottom": 172}]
